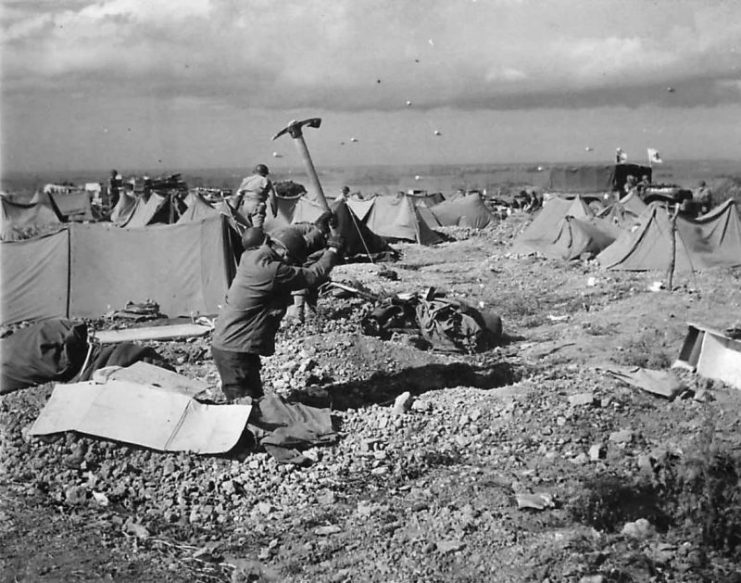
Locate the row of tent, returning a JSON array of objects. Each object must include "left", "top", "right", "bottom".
[{"left": 512, "top": 194, "right": 741, "bottom": 272}]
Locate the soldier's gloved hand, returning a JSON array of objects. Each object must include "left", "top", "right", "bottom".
[{"left": 327, "top": 232, "right": 344, "bottom": 255}]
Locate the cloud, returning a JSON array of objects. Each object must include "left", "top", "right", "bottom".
[{"left": 2, "top": 0, "right": 741, "bottom": 111}]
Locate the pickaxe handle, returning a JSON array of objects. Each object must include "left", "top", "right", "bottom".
[{"left": 273, "top": 118, "right": 331, "bottom": 213}]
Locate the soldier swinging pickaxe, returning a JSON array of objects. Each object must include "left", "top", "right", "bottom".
[{"left": 272, "top": 118, "right": 330, "bottom": 213}]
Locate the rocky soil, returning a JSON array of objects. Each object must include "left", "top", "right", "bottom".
[{"left": 2, "top": 215, "right": 741, "bottom": 582}]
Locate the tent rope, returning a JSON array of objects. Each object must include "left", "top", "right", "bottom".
[{"left": 347, "top": 205, "right": 375, "bottom": 264}]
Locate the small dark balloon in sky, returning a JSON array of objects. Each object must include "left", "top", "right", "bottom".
[{"left": 376, "top": 79, "right": 381, "bottom": 84}]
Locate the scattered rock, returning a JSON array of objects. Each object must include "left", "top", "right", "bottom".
[
  {"left": 621, "top": 518, "right": 654, "bottom": 539},
  {"left": 314, "top": 525, "right": 342, "bottom": 536},
  {"left": 568, "top": 393, "right": 596, "bottom": 407}
]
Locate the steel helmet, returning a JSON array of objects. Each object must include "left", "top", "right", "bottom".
[
  {"left": 241, "top": 227, "right": 266, "bottom": 250},
  {"left": 254, "top": 163, "right": 270, "bottom": 176},
  {"left": 270, "top": 227, "right": 307, "bottom": 265}
]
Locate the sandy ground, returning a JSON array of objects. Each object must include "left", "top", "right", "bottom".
[{"left": 2, "top": 214, "right": 741, "bottom": 582}]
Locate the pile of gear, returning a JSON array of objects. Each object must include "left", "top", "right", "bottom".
[{"left": 327, "top": 284, "right": 503, "bottom": 354}]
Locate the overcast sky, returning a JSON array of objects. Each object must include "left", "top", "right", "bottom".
[{"left": 2, "top": 0, "right": 740, "bottom": 173}]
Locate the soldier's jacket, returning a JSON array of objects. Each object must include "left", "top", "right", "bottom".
[{"left": 213, "top": 244, "right": 338, "bottom": 355}]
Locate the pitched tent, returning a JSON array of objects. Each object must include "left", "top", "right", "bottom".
[
  {"left": 264, "top": 196, "right": 395, "bottom": 260},
  {"left": 177, "top": 192, "right": 222, "bottom": 223},
  {"left": 120, "top": 193, "right": 169, "bottom": 228},
  {"left": 0, "top": 229, "right": 70, "bottom": 324},
  {"left": 330, "top": 199, "right": 396, "bottom": 260},
  {"left": 512, "top": 196, "right": 593, "bottom": 255},
  {"left": 349, "top": 195, "right": 442, "bottom": 245},
  {"left": 430, "top": 193, "right": 495, "bottom": 229},
  {"left": 344, "top": 197, "right": 375, "bottom": 221},
  {"left": 544, "top": 216, "right": 621, "bottom": 260},
  {"left": 110, "top": 191, "right": 138, "bottom": 225},
  {"left": 597, "top": 200, "right": 741, "bottom": 272},
  {"left": 41, "top": 191, "right": 92, "bottom": 222},
  {"left": 597, "top": 192, "right": 648, "bottom": 231},
  {"left": 1, "top": 196, "right": 62, "bottom": 241}
]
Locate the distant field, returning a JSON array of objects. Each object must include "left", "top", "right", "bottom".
[{"left": 3, "top": 159, "right": 741, "bottom": 198}]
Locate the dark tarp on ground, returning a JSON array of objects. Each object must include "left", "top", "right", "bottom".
[
  {"left": 1, "top": 319, "right": 88, "bottom": 394},
  {"left": 430, "top": 193, "right": 495, "bottom": 229},
  {"left": 0, "top": 229, "right": 70, "bottom": 325},
  {"left": 597, "top": 199, "right": 741, "bottom": 272},
  {"left": 248, "top": 394, "right": 337, "bottom": 464},
  {"left": 1, "top": 196, "right": 62, "bottom": 241},
  {"left": 69, "top": 216, "right": 235, "bottom": 318}
]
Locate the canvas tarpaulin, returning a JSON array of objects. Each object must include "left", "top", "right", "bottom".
[
  {"left": 430, "top": 193, "right": 495, "bottom": 229},
  {"left": 1, "top": 319, "right": 88, "bottom": 394},
  {"left": 1, "top": 196, "right": 62, "bottom": 241},
  {"left": 69, "top": 216, "right": 233, "bottom": 318},
  {"left": 29, "top": 380, "right": 252, "bottom": 454},
  {"left": 0, "top": 229, "right": 70, "bottom": 325},
  {"left": 597, "top": 200, "right": 741, "bottom": 272}
]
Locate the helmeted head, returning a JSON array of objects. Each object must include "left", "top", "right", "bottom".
[
  {"left": 270, "top": 227, "right": 307, "bottom": 265},
  {"left": 699, "top": 180, "right": 706, "bottom": 187},
  {"left": 341, "top": 186, "right": 350, "bottom": 195},
  {"left": 241, "top": 227, "right": 266, "bottom": 250},
  {"left": 254, "top": 163, "right": 270, "bottom": 177}
]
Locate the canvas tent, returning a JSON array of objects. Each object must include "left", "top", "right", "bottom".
[
  {"left": 597, "top": 199, "right": 741, "bottom": 272},
  {"left": 1, "top": 196, "right": 63, "bottom": 241},
  {"left": 430, "top": 193, "right": 495, "bottom": 229},
  {"left": 512, "top": 196, "right": 619, "bottom": 260},
  {"left": 347, "top": 194, "right": 442, "bottom": 245},
  {"left": 264, "top": 196, "right": 395, "bottom": 260},
  {"left": 1, "top": 216, "right": 236, "bottom": 325},
  {"left": 512, "top": 196, "right": 593, "bottom": 255},
  {"left": 597, "top": 192, "right": 647, "bottom": 231},
  {"left": 32, "top": 190, "right": 92, "bottom": 222}
]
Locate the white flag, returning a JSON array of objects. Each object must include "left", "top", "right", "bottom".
[{"left": 647, "top": 148, "right": 663, "bottom": 164}]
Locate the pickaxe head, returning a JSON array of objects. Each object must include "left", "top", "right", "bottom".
[{"left": 272, "top": 118, "right": 322, "bottom": 141}]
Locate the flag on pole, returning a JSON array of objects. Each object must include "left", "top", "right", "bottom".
[
  {"left": 616, "top": 147, "right": 628, "bottom": 164},
  {"left": 647, "top": 148, "right": 663, "bottom": 164}
]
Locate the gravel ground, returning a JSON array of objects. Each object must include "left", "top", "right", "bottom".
[{"left": 2, "top": 215, "right": 741, "bottom": 582}]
